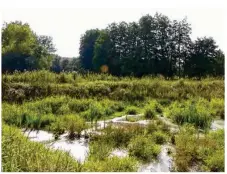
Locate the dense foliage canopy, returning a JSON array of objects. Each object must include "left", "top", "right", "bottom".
[{"left": 2, "top": 13, "right": 224, "bottom": 78}]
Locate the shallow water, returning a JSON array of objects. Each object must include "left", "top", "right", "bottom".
[
  {"left": 23, "top": 130, "right": 89, "bottom": 162},
  {"left": 49, "top": 135, "right": 89, "bottom": 163},
  {"left": 110, "top": 149, "right": 128, "bottom": 158},
  {"left": 23, "top": 130, "right": 54, "bottom": 142},
  {"left": 211, "top": 119, "right": 224, "bottom": 130},
  {"left": 138, "top": 145, "right": 173, "bottom": 172},
  {"left": 24, "top": 114, "right": 225, "bottom": 172}
]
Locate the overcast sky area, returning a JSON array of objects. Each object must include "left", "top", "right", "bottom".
[{"left": 2, "top": 8, "right": 225, "bottom": 57}]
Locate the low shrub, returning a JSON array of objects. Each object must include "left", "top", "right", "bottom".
[{"left": 102, "top": 124, "right": 145, "bottom": 147}]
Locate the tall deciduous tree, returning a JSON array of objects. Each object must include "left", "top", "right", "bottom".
[
  {"left": 2, "top": 21, "right": 56, "bottom": 72},
  {"left": 93, "top": 30, "right": 111, "bottom": 72},
  {"left": 79, "top": 29, "right": 101, "bottom": 71}
]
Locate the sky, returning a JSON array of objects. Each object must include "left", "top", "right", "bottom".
[{"left": 1, "top": 8, "right": 225, "bottom": 57}]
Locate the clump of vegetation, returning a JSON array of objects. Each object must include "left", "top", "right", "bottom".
[
  {"left": 99, "top": 124, "right": 145, "bottom": 148},
  {"left": 89, "top": 140, "right": 113, "bottom": 161},
  {"left": 144, "top": 100, "right": 163, "bottom": 119},
  {"left": 128, "top": 135, "right": 161, "bottom": 162},
  {"left": 62, "top": 115, "right": 88, "bottom": 139},
  {"left": 151, "top": 131, "right": 168, "bottom": 144},
  {"left": 126, "top": 116, "right": 140, "bottom": 122},
  {"left": 165, "top": 99, "right": 212, "bottom": 129},
  {"left": 50, "top": 118, "right": 65, "bottom": 139},
  {"left": 2, "top": 124, "right": 81, "bottom": 172},
  {"left": 125, "top": 106, "right": 139, "bottom": 115},
  {"left": 144, "top": 105, "right": 156, "bottom": 119},
  {"left": 146, "top": 121, "right": 158, "bottom": 134},
  {"left": 83, "top": 156, "right": 138, "bottom": 172},
  {"left": 174, "top": 125, "right": 224, "bottom": 172},
  {"left": 210, "top": 98, "right": 224, "bottom": 119}
]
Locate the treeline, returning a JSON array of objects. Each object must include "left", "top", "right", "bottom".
[
  {"left": 2, "top": 13, "right": 225, "bottom": 78},
  {"left": 1, "top": 21, "right": 82, "bottom": 73},
  {"left": 80, "top": 13, "right": 224, "bottom": 77},
  {"left": 2, "top": 21, "right": 56, "bottom": 72}
]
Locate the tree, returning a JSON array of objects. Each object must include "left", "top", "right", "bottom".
[
  {"left": 51, "top": 55, "right": 62, "bottom": 73},
  {"left": 68, "top": 57, "right": 82, "bottom": 72},
  {"left": 93, "top": 30, "right": 111, "bottom": 72},
  {"left": 79, "top": 29, "right": 101, "bottom": 71},
  {"left": 61, "top": 58, "right": 70, "bottom": 71},
  {"left": 2, "top": 21, "right": 56, "bottom": 72},
  {"left": 78, "top": 13, "right": 224, "bottom": 78},
  {"left": 185, "top": 37, "right": 219, "bottom": 78},
  {"left": 2, "top": 21, "right": 37, "bottom": 72},
  {"left": 213, "top": 50, "right": 224, "bottom": 76}
]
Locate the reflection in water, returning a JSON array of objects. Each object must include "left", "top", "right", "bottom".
[
  {"left": 110, "top": 149, "right": 128, "bottom": 158},
  {"left": 49, "top": 135, "right": 89, "bottom": 163},
  {"left": 138, "top": 145, "right": 173, "bottom": 172},
  {"left": 23, "top": 114, "right": 223, "bottom": 171}
]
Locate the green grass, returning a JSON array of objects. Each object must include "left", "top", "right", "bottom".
[
  {"left": 128, "top": 135, "right": 161, "bottom": 162},
  {"left": 174, "top": 125, "right": 224, "bottom": 172},
  {"left": 3, "top": 71, "right": 224, "bottom": 103},
  {"left": 2, "top": 71, "right": 224, "bottom": 172},
  {"left": 165, "top": 98, "right": 213, "bottom": 129},
  {"left": 2, "top": 124, "right": 82, "bottom": 172}
]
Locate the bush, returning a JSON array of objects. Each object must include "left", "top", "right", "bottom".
[
  {"left": 200, "top": 129, "right": 224, "bottom": 172},
  {"left": 174, "top": 125, "right": 199, "bottom": 172},
  {"left": 89, "top": 102, "right": 104, "bottom": 122},
  {"left": 128, "top": 135, "right": 161, "bottom": 162}
]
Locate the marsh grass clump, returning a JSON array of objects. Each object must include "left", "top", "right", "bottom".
[
  {"left": 50, "top": 118, "right": 65, "bottom": 139},
  {"left": 146, "top": 121, "right": 158, "bottom": 134},
  {"left": 174, "top": 125, "right": 224, "bottom": 172},
  {"left": 151, "top": 131, "right": 168, "bottom": 144},
  {"left": 210, "top": 98, "right": 224, "bottom": 119},
  {"left": 125, "top": 106, "right": 139, "bottom": 115},
  {"left": 144, "top": 100, "right": 163, "bottom": 119},
  {"left": 144, "top": 106, "right": 156, "bottom": 119},
  {"left": 62, "top": 115, "right": 88, "bottom": 139},
  {"left": 89, "top": 140, "right": 113, "bottom": 161},
  {"left": 128, "top": 135, "right": 161, "bottom": 162},
  {"left": 101, "top": 124, "right": 145, "bottom": 148},
  {"left": 165, "top": 99, "right": 212, "bottom": 129},
  {"left": 2, "top": 124, "right": 81, "bottom": 172},
  {"left": 82, "top": 156, "right": 138, "bottom": 172}
]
